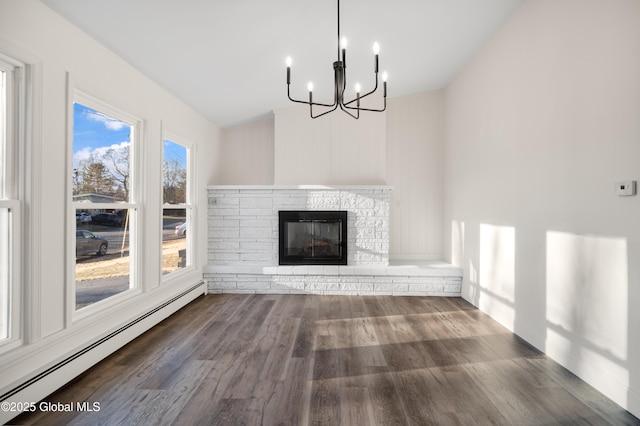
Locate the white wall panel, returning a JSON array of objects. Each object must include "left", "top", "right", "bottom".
[
  {"left": 273, "top": 104, "right": 386, "bottom": 185},
  {"left": 218, "top": 118, "right": 274, "bottom": 184},
  {"left": 386, "top": 92, "right": 444, "bottom": 260}
]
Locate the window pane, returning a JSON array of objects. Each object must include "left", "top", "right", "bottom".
[
  {"left": 162, "top": 139, "right": 189, "bottom": 276},
  {"left": 0, "top": 208, "right": 9, "bottom": 340},
  {"left": 75, "top": 208, "right": 132, "bottom": 310},
  {"left": 162, "top": 208, "right": 187, "bottom": 275},
  {"left": 0, "top": 69, "right": 6, "bottom": 198},
  {"left": 163, "top": 140, "right": 187, "bottom": 204},
  {"left": 73, "top": 103, "right": 132, "bottom": 203}
]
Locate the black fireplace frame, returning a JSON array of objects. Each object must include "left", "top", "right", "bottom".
[{"left": 278, "top": 210, "right": 348, "bottom": 265}]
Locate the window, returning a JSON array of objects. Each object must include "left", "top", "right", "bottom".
[
  {"left": 71, "top": 94, "right": 140, "bottom": 310},
  {"left": 0, "top": 207, "right": 11, "bottom": 341},
  {"left": 162, "top": 137, "right": 192, "bottom": 277},
  {"left": 0, "top": 55, "right": 24, "bottom": 345}
]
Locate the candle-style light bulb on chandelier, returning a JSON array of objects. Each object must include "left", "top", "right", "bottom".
[{"left": 286, "top": 0, "right": 387, "bottom": 119}]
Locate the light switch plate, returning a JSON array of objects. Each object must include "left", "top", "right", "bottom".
[{"left": 615, "top": 180, "right": 636, "bottom": 196}]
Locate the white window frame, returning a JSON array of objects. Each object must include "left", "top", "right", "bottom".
[
  {"left": 0, "top": 54, "right": 25, "bottom": 351},
  {"left": 67, "top": 86, "right": 143, "bottom": 321},
  {"left": 161, "top": 130, "right": 196, "bottom": 282}
]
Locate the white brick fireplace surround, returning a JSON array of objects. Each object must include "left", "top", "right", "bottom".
[{"left": 203, "top": 185, "right": 462, "bottom": 296}]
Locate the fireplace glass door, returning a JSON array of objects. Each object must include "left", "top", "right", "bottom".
[{"left": 279, "top": 211, "right": 347, "bottom": 265}]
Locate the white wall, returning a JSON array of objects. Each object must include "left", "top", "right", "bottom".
[
  {"left": 273, "top": 104, "right": 386, "bottom": 185},
  {"left": 0, "top": 0, "right": 220, "bottom": 418},
  {"left": 215, "top": 117, "right": 274, "bottom": 184},
  {"left": 387, "top": 92, "right": 444, "bottom": 260},
  {"left": 443, "top": 0, "right": 640, "bottom": 416}
]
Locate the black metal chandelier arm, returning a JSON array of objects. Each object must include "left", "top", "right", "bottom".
[
  {"left": 287, "top": 86, "right": 336, "bottom": 108},
  {"left": 343, "top": 77, "right": 380, "bottom": 107},
  {"left": 339, "top": 102, "right": 359, "bottom": 119},
  {"left": 343, "top": 92, "right": 387, "bottom": 112},
  {"left": 289, "top": 97, "right": 337, "bottom": 108},
  {"left": 343, "top": 101, "right": 387, "bottom": 113},
  {"left": 311, "top": 103, "right": 340, "bottom": 119}
]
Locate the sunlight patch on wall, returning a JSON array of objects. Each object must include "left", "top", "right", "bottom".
[
  {"left": 451, "top": 220, "right": 465, "bottom": 267},
  {"left": 546, "top": 231, "right": 628, "bottom": 360},
  {"left": 479, "top": 224, "right": 516, "bottom": 329},
  {"left": 546, "top": 231, "right": 629, "bottom": 404},
  {"left": 467, "top": 259, "right": 479, "bottom": 302}
]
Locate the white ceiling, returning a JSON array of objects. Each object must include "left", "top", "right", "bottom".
[{"left": 41, "top": 0, "right": 524, "bottom": 128}]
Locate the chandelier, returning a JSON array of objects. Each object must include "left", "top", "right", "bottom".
[{"left": 285, "top": 0, "right": 387, "bottom": 119}]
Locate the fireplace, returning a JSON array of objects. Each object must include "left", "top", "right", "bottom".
[{"left": 279, "top": 211, "right": 347, "bottom": 265}]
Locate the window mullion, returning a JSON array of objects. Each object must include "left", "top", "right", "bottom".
[{"left": 73, "top": 202, "right": 137, "bottom": 210}]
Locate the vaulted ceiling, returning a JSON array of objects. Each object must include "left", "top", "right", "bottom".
[{"left": 41, "top": 0, "right": 524, "bottom": 127}]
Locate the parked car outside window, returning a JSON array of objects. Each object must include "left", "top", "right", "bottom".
[
  {"left": 175, "top": 222, "right": 187, "bottom": 236},
  {"left": 76, "top": 212, "right": 92, "bottom": 223},
  {"left": 92, "top": 213, "right": 123, "bottom": 227},
  {"left": 76, "top": 230, "right": 108, "bottom": 256}
]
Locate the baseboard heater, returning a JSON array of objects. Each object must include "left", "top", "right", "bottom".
[{"left": 0, "top": 281, "right": 204, "bottom": 402}]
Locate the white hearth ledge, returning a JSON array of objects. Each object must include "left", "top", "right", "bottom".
[
  {"left": 203, "top": 261, "right": 461, "bottom": 277},
  {"left": 203, "top": 261, "right": 463, "bottom": 297},
  {"left": 207, "top": 184, "right": 394, "bottom": 190}
]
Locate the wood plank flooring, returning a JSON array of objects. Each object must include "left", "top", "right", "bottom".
[{"left": 12, "top": 294, "right": 639, "bottom": 425}]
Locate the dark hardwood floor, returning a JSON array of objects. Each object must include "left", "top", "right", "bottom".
[{"left": 12, "top": 294, "right": 639, "bottom": 425}]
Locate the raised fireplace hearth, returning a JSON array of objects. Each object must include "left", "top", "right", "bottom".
[{"left": 279, "top": 210, "right": 347, "bottom": 265}]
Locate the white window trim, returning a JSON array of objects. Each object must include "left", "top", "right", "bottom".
[
  {"left": 161, "top": 130, "right": 196, "bottom": 282},
  {"left": 0, "top": 54, "right": 25, "bottom": 352},
  {"left": 66, "top": 80, "right": 144, "bottom": 324},
  {"left": 0, "top": 200, "right": 21, "bottom": 351}
]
